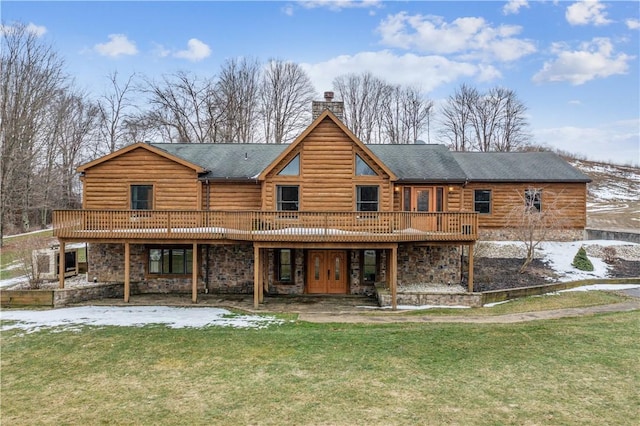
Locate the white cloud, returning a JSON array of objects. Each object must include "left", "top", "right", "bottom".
[
  {"left": 503, "top": 0, "right": 529, "bottom": 15},
  {"left": 282, "top": 5, "right": 294, "bottom": 16},
  {"left": 533, "top": 38, "right": 633, "bottom": 85},
  {"left": 534, "top": 119, "right": 640, "bottom": 166},
  {"left": 626, "top": 19, "right": 640, "bottom": 30},
  {"left": 568, "top": 100, "right": 582, "bottom": 105},
  {"left": 152, "top": 42, "right": 171, "bottom": 58},
  {"left": 566, "top": 0, "right": 612, "bottom": 26},
  {"left": 94, "top": 34, "right": 138, "bottom": 57},
  {"left": 0, "top": 22, "right": 47, "bottom": 37},
  {"left": 301, "top": 50, "right": 498, "bottom": 94},
  {"left": 174, "top": 38, "right": 211, "bottom": 62},
  {"left": 377, "top": 12, "right": 536, "bottom": 62},
  {"left": 301, "top": 0, "right": 382, "bottom": 11}
]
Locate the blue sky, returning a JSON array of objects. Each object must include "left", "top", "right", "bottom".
[{"left": 3, "top": 0, "right": 639, "bottom": 165}]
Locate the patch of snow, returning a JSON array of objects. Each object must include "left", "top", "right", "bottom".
[
  {"left": 558, "top": 284, "right": 640, "bottom": 293},
  {"left": 0, "top": 275, "right": 28, "bottom": 288},
  {"left": 0, "top": 306, "right": 286, "bottom": 333}
]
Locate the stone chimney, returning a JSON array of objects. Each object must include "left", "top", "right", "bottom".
[{"left": 312, "top": 91, "right": 344, "bottom": 121}]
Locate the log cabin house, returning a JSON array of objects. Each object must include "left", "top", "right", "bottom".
[{"left": 53, "top": 98, "right": 591, "bottom": 308}]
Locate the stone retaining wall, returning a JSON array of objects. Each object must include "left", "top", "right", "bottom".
[
  {"left": 585, "top": 228, "right": 640, "bottom": 244},
  {"left": 479, "top": 228, "right": 583, "bottom": 242},
  {"left": 54, "top": 283, "right": 123, "bottom": 307},
  {"left": 375, "top": 283, "right": 483, "bottom": 307}
]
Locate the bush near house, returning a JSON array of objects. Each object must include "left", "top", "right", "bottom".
[{"left": 572, "top": 246, "right": 594, "bottom": 271}]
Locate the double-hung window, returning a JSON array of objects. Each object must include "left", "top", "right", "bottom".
[
  {"left": 131, "top": 185, "right": 153, "bottom": 210},
  {"left": 474, "top": 190, "right": 492, "bottom": 214},
  {"left": 356, "top": 186, "right": 379, "bottom": 212},
  {"left": 525, "top": 189, "right": 542, "bottom": 212},
  {"left": 277, "top": 186, "right": 299, "bottom": 211}
]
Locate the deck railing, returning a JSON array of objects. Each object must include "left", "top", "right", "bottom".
[{"left": 53, "top": 210, "right": 478, "bottom": 243}]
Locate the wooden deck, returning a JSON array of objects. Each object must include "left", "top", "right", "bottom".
[{"left": 53, "top": 210, "right": 478, "bottom": 243}]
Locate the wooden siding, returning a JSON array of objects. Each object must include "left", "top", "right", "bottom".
[
  {"left": 462, "top": 182, "right": 587, "bottom": 228},
  {"left": 83, "top": 147, "right": 200, "bottom": 210},
  {"left": 264, "top": 118, "right": 392, "bottom": 212},
  {"left": 204, "top": 182, "right": 261, "bottom": 210}
]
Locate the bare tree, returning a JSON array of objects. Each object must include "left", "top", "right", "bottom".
[
  {"left": 141, "top": 71, "right": 220, "bottom": 143},
  {"left": 505, "top": 188, "right": 566, "bottom": 273},
  {"left": 333, "top": 72, "right": 387, "bottom": 144},
  {"left": 96, "top": 71, "right": 137, "bottom": 155},
  {"left": 261, "top": 59, "right": 316, "bottom": 144},
  {"left": 14, "top": 234, "right": 52, "bottom": 289},
  {"left": 215, "top": 57, "right": 261, "bottom": 142},
  {"left": 0, "top": 22, "right": 67, "bottom": 241},
  {"left": 493, "top": 88, "right": 530, "bottom": 152},
  {"left": 439, "top": 84, "right": 530, "bottom": 152},
  {"left": 380, "top": 84, "right": 433, "bottom": 144},
  {"left": 438, "top": 83, "right": 477, "bottom": 151}
]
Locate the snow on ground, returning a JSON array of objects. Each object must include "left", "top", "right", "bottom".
[{"left": 0, "top": 306, "right": 286, "bottom": 333}]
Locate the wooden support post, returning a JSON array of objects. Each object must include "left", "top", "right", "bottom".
[
  {"left": 58, "top": 241, "right": 66, "bottom": 289},
  {"left": 192, "top": 243, "right": 198, "bottom": 303},
  {"left": 253, "top": 245, "right": 260, "bottom": 308},
  {"left": 467, "top": 243, "right": 474, "bottom": 293},
  {"left": 124, "top": 242, "right": 130, "bottom": 303},
  {"left": 390, "top": 245, "right": 398, "bottom": 310}
]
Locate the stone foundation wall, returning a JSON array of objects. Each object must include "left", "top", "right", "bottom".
[
  {"left": 348, "top": 250, "right": 376, "bottom": 296},
  {"left": 267, "top": 249, "right": 305, "bottom": 295},
  {"left": 205, "top": 244, "right": 254, "bottom": 294},
  {"left": 88, "top": 243, "right": 146, "bottom": 282},
  {"left": 87, "top": 243, "right": 463, "bottom": 296},
  {"left": 397, "top": 244, "right": 461, "bottom": 286},
  {"left": 479, "top": 228, "right": 584, "bottom": 242}
]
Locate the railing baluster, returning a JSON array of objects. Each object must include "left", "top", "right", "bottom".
[{"left": 52, "top": 210, "right": 478, "bottom": 243}]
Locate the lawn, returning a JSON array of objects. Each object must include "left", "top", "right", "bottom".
[{"left": 2, "top": 311, "right": 639, "bottom": 425}]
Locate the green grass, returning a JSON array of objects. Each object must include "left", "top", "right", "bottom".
[{"left": 2, "top": 311, "right": 639, "bottom": 425}]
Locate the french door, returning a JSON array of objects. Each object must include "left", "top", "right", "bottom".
[
  {"left": 307, "top": 250, "right": 348, "bottom": 294},
  {"left": 403, "top": 186, "right": 445, "bottom": 231}
]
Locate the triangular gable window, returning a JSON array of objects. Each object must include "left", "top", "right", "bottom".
[
  {"left": 355, "top": 154, "right": 376, "bottom": 176},
  {"left": 278, "top": 154, "right": 300, "bottom": 176}
]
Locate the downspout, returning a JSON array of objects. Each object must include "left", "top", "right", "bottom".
[
  {"left": 204, "top": 244, "right": 210, "bottom": 294},
  {"left": 204, "top": 179, "right": 210, "bottom": 293}
]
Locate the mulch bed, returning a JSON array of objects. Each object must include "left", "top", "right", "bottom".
[{"left": 472, "top": 257, "right": 640, "bottom": 293}]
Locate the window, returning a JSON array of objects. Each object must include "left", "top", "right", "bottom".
[
  {"left": 474, "top": 190, "right": 492, "bottom": 214},
  {"left": 277, "top": 186, "right": 299, "bottom": 211},
  {"left": 278, "top": 154, "right": 300, "bottom": 176},
  {"left": 148, "top": 247, "right": 193, "bottom": 275},
  {"left": 355, "top": 154, "right": 376, "bottom": 176},
  {"left": 276, "top": 249, "right": 294, "bottom": 283},
  {"left": 362, "top": 250, "right": 377, "bottom": 283},
  {"left": 131, "top": 185, "right": 153, "bottom": 210},
  {"left": 356, "top": 186, "right": 379, "bottom": 212},
  {"left": 525, "top": 189, "right": 542, "bottom": 212}
]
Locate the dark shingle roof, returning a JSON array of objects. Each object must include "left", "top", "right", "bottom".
[
  {"left": 151, "top": 143, "right": 287, "bottom": 180},
  {"left": 368, "top": 144, "right": 467, "bottom": 182},
  {"left": 452, "top": 151, "right": 592, "bottom": 182},
  {"left": 150, "top": 142, "right": 590, "bottom": 183}
]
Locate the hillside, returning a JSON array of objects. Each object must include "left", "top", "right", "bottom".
[{"left": 570, "top": 159, "right": 640, "bottom": 232}]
